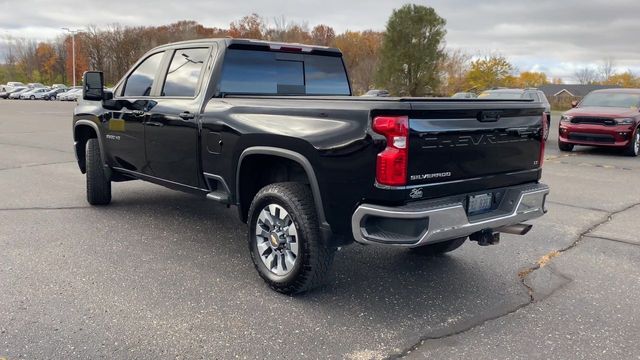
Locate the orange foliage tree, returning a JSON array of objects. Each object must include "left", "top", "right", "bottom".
[
  {"left": 334, "top": 31, "right": 383, "bottom": 94},
  {"left": 64, "top": 35, "right": 89, "bottom": 86}
]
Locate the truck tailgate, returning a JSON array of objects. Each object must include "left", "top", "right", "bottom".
[{"left": 406, "top": 106, "right": 544, "bottom": 187}]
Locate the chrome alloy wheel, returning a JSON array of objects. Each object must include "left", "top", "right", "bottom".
[
  {"left": 634, "top": 131, "right": 639, "bottom": 155},
  {"left": 255, "top": 204, "right": 299, "bottom": 276}
]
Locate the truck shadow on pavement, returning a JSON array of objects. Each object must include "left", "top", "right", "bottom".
[{"left": 96, "top": 185, "right": 531, "bottom": 352}]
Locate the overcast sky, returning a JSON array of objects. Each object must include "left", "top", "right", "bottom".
[{"left": 1, "top": 0, "right": 639, "bottom": 82}]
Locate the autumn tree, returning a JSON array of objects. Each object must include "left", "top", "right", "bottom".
[
  {"left": 438, "top": 49, "right": 471, "bottom": 95},
  {"left": 35, "top": 42, "right": 58, "bottom": 84},
  {"left": 311, "top": 25, "right": 335, "bottom": 46},
  {"left": 599, "top": 57, "right": 616, "bottom": 83},
  {"left": 574, "top": 67, "right": 598, "bottom": 84},
  {"left": 12, "top": 38, "right": 39, "bottom": 82},
  {"left": 375, "top": 4, "right": 446, "bottom": 96},
  {"left": 516, "top": 71, "right": 548, "bottom": 88},
  {"left": 63, "top": 34, "right": 89, "bottom": 86},
  {"left": 335, "top": 30, "right": 383, "bottom": 94},
  {"left": 2, "top": 35, "right": 19, "bottom": 82},
  {"left": 465, "top": 55, "right": 514, "bottom": 90},
  {"left": 604, "top": 71, "right": 639, "bottom": 87},
  {"left": 84, "top": 26, "right": 107, "bottom": 74},
  {"left": 229, "top": 14, "right": 264, "bottom": 39}
]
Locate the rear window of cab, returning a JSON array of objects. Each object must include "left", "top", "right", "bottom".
[{"left": 219, "top": 49, "right": 351, "bottom": 96}]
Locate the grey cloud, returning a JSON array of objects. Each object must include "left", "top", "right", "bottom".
[{"left": 1, "top": 0, "right": 639, "bottom": 81}]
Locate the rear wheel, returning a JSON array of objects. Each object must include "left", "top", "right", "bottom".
[
  {"left": 409, "top": 237, "right": 467, "bottom": 256},
  {"left": 85, "top": 138, "right": 112, "bottom": 205},
  {"left": 558, "top": 140, "right": 574, "bottom": 152},
  {"left": 248, "top": 182, "right": 335, "bottom": 294},
  {"left": 30, "top": 95, "right": 35, "bottom": 100},
  {"left": 624, "top": 130, "right": 640, "bottom": 157}
]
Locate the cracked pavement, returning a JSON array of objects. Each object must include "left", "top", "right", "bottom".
[{"left": 1, "top": 102, "right": 639, "bottom": 359}]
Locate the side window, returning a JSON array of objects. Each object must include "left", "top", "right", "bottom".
[
  {"left": 123, "top": 52, "right": 164, "bottom": 97},
  {"left": 162, "top": 48, "right": 210, "bottom": 97},
  {"left": 537, "top": 92, "right": 548, "bottom": 103},
  {"left": 305, "top": 56, "right": 350, "bottom": 95}
]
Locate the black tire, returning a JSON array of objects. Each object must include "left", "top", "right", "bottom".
[
  {"left": 248, "top": 182, "right": 335, "bottom": 294},
  {"left": 85, "top": 138, "right": 111, "bottom": 205},
  {"left": 409, "top": 237, "right": 467, "bottom": 256},
  {"left": 624, "top": 129, "right": 640, "bottom": 157},
  {"left": 30, "top": 95, "right": 35, "bottom": 100},
  {"left": 558, "top": 140, "right": 574, "bottom": 152}
]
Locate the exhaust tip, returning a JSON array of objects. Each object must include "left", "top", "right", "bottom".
[{"left": 497, "top": 224, "right": 533, "bottom": 236}]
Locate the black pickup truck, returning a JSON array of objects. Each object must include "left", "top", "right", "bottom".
[{"left": 74, "top": 38, "right": 549, "bottom": 294}]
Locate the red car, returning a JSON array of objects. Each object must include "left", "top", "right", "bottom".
[{"left": 559, "top": 89, "right": 640, "bottom": 156}]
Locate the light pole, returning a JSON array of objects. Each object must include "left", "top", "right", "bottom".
[{"left": 61, "top": 28, "right": 82, "bottom": 87}]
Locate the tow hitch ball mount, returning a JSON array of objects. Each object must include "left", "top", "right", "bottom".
[
  {"left": 470, "top": 229, "right": 500, "bottom": 246},
  {"left": 470, "top": 223, "right": 533, "bottom": 246}
]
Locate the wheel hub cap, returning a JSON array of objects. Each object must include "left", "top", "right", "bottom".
[
  {"left": 269, "top": 232, "right": 286, "bottom": 248},
  {"left": 255, "top": 204, "right": 299, "bottom": 276}
]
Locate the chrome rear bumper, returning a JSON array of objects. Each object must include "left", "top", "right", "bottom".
[{"left": 352, "top": 183, "right": 549, "bottom": 247}]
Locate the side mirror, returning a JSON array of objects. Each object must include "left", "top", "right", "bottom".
[
  {"left": 571, "top": 100, "right": 578, "bottom": 108},
  {"left": 83, "top": 71, "right": 104, "bottom": 101}
]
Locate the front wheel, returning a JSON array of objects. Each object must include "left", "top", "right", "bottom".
[
  {"left": 248, "top": 182, "right": 335, "bottom": 294},
  {"left": 624, "top": 130, "right": 640, "bottom": 157},
  {"left": 30, "top": 95, "right": 35, "bottom": 100},
  {"left": 409, "top": 237, "right": 467, "bottom": 256},
  {"left": 558, "top": 140, "right": 574, "bottom": 152},
  {"left": 85, "top": 138, "right": 112, "bottom": 205}
]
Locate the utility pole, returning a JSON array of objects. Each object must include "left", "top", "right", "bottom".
[{"left": 61, "top": 28, "right": 82, "bottom": 87}]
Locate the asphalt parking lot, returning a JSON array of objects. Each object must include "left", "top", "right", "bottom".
[{"left": 1, "top": 100, "right": 639, "bottom": 359}]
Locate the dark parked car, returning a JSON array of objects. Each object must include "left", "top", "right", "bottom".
[
  {"left": 73, "top": 38, "right": 549, "bottom": 294},
  {"left": 558, "top": 89, "right": 640, "bottom": 156},
  {"left": 0, "top": 86, "right": 27, "bottom": 99},
  {"left": 42, "top": 87, "right": 68, "bottom": 101},
  {"left": 479, "top": 88, "right": 551, "bottom": 139}
]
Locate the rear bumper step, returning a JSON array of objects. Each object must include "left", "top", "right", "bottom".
[{"left": 351, "top": 183, "right": 549, "bottom": 247}]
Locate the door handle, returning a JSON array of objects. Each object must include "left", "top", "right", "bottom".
[
  {"left": 179, "top": 111, "right": 195, "bottom": 120},
  {"left": 131, "top": 110, "right": 145, "bottom": 117}
]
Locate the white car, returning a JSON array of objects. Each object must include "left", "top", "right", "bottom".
[
  {"left": 9, "top": 88, "right": 30, "bottom": 99},
  {"left": 58, "top": 88, "right": 82, "bottom": 101},
  {"left": 26, "top": 83, "right": 46, "bottom": 89},
  {"left": 3, "top": 81, "right": 26, "bottom": 92},
  {"left": 20, "top": 88, "right": 51, "bottom": 100}
]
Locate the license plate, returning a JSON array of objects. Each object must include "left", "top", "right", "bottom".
[{"left": 467, "top": 193, "right": 493, "bottom": 214}]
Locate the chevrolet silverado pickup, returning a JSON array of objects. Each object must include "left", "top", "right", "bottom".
[{"left": 74, "top": 38, "right": 549, "bottom": 294}]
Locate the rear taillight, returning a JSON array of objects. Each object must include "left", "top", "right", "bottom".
[
  {"left": 373, "top": 116, "right": 409, "bottom": 186},
  {"left": 539, "top": 113, "right": 547, "bottom": 167}
]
